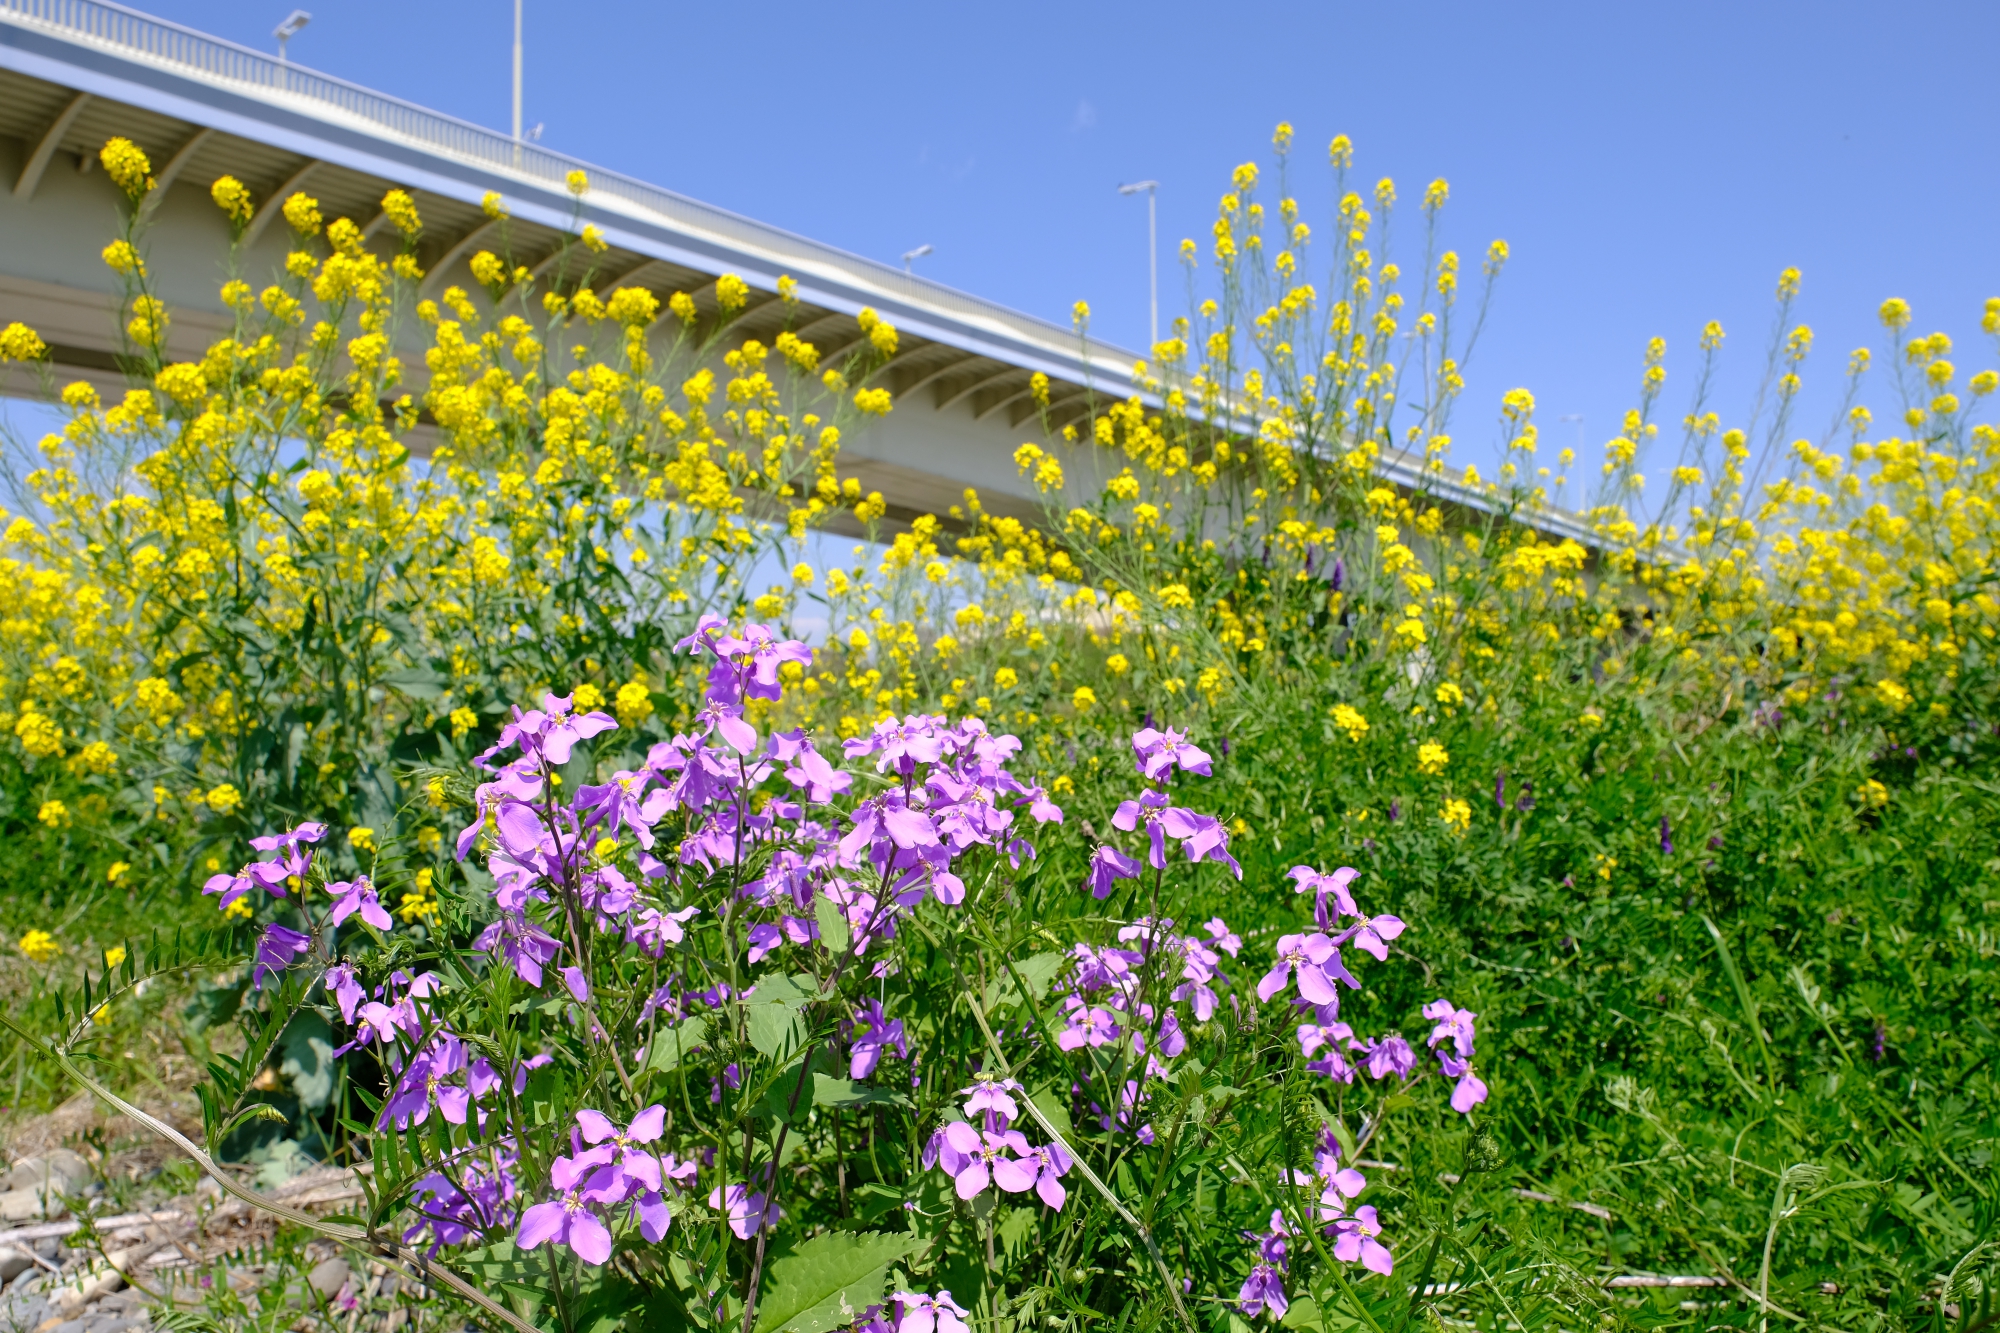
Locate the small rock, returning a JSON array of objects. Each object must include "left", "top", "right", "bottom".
[
  {"left": 0, "top": 1246, "right": 33, "bottom": 1283},
  {"left": 307, "top": 1256, "right": 350, "bottom": 1300},
  {"left": 0, "top": 1188, "right": 50, "bottom": 1223},
  {"left": 5, "top": 1151, "right": 91, "bottom": 1194}
]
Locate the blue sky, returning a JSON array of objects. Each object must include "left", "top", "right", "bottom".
[{"left": 48, "top": 0, "right": 2000, "bottom": 480}]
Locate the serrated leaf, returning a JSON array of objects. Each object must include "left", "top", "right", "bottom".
[
  {"left": 745, "top": 974, "right": 811, "bottom": 1060},
  {"left": 381, "top": 667, "right": 447, "bottom": 700},
  {"left": 982, "top": 950, "right": 1065, "bottom": 1013},
  {"left": 278, "top": 1010, "right": 335, "bottom": 1111},
  {"left": 813, "top": 894, "right": 850, "bottom": 958},
  {"left": 1027, "top": 1083, "right": 1073, "bottom": 1141},
  {"left": 646, "top": 1016, "right": 710, "bottom": 1075},
  {"left": 812, "top": 1074, "right": 907, "bottom": 1109},
  {"left": 751, "top": 1230, "right": 922, "bottom": 1333}
]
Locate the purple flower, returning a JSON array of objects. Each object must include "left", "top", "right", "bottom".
[
  {"left": 1203, "top": 917, "right": 1243, "bottom": 956},
  {"left": 575, "top": 1104, "right": 666, "bottom": 1193},
  {"left": 1131, "top": 726, "right": 1213, "bottom": 782},
  {"left": 938, "top": 1121, "right": 1031, "bottom": 1199},
  {"left": 251, "top": 924, "right": 311, "bottom": 990},
  {"left": 1258, "top": 933, "right": 1347, "bottom": 1006},
  {"left": 1344, "top": 912, "right": 1406, "bottom": 962},
  {"left": 516, "top": 1154, "right": 618, "bottom": 1264},
  {"left": 324, "top": 963, "right": 363, "bottom": 1023},
  {"left": 849, "top": 998, "right": 909, "bottom": 1079},
  {"left": 1240, "top": 1265, "right": 1288, "bottom": 1321},
  {"left": 779, "top": 737, "right": 853, "bottom": 803},
  {"left": 1438, "top": 1052, "right": 1488, "bottom": 1113},
  {"left": 326, "top": 877, "right": 392, "bottom": 932},
  {"left": 1328, "top": 1204, "right": 1393, "bottom": 1274},
  {"left": 958, "top": 1073, "right": 1021, "bottom": 1127},
  {"left": 992, "top": 1141, "right": 1073, "bottom": 1210},
  {"left": 488, "top": 693, "right": 619, "bottom": 768},
  {"left": 1357, "top": 1034, "right": 1415, "bottom": 1080},
  {"left": 1660, "top": 815, "right": 1674, "bottom": 855},
  {"left": 473, "top": 912, "right": 562, "bottom": 986},
  {"left": 249, "top": 821, "right": 328, "bottom": 852},
  {"left": 1057, "top": 998, "right": 1121, "bottom": 1051},
  {"left": 1288, "top": 865, "right": 1359, "bottom": 928},
  {"left": 1423, "top": 999, "right": 1477, "bottom": 1056},
  {"left": 893, "top": 1291, "right": 971, "bottom": 1333},
  {"left": 1085, "top": 843, "right": 1142, "bottom": 899},
  {"left": 708, "top": 1182, "right": 780, "bottom": 1239}
]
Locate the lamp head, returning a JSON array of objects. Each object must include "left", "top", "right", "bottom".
[{"left": 274, "top": 10, "right": 311, "bottom": 40}]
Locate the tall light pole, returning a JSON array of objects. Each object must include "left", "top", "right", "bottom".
[
  {"left": 273, "top": 9, "right": 310, "bottom": 64},
  {"left": 512, "top": 0, "right": 524, "bottom": 150},
  {"left": 1118, "top": 180, "right": 1159, "bottom": 349},
  {"left": 901, "top": 244, "right": 933, "bottom": 275}
]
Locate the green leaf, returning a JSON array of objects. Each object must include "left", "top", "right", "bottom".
[
  {"left": 813, "top": 1074, "right": 907, "bottom": 1108},
  {"left": 751, "top": 1230, "right": 922, "bottom": 1333},
  {"left": 1027, "top": 1083, "right": 1073, "bottom": 1141},
  {"left": 814, "top": 894, "right": 851, "bottom": 958},
  {"left": 278, "top": 1010, "right": 335, "bottom": 1111},
  {"left": 381, "top": 666, "right": 447, "bottom": 700},
  {"left": 746, "top": 973, "right": 812, "bottom": 1060},
  {"left": 646, "top": 1016, "right": 710, "bottom": 1075},
  {"left": 1282, "top": 1297, "right": 1326, "bottom": 1332},
  {"left": 982, "top": 950, "right": 1065, "bottom": 1013}
]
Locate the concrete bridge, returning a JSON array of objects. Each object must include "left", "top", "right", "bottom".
[
  {"left": 0, "top": 0, "right": 1160, "bottom": 533},
  {"left": 0, "top": 0, "right": 1596, "bottom": 547}
]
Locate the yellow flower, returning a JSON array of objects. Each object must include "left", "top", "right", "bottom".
[
  {"left": 572, "top": 683, "right": 607, "bottom": 711},
  {"left": 1106, "top": 654, "right": 1130, "bottom": 676},
  {"left": 0, "top": 321, "right": 49, "bottom": 362},
  {"left": 104, "top": 945, "right": 127, "bottom": 969},
  {"left": 1072, "top": 686, "right": 1098, "bottom": 710},
  {"left": 1072, "top": 300, "right": 1091, "bottom": 327},
  {"left": 450, "top": 706, "right": 479, "bottom": 739},
  {"left": 854, "top": 387, "right": 894, "bottom": 416},
  {"left": 15, "top": 710, "right": 65, "bottom": 758},
  {"left": 1332, "top": 704, "right": 1369, "bottom": 742},
  {"left": 615, "top": 681, "right": 655, "bottom": 726},
  {"left": 106, "top": 861, "right": 131, "bottom": 885},
  {"left": 18, "top": 930, "right": 60, "bottom": 962},
  {"left": 1417, "top": 742, "right": 1449, "bottom": 776},
  {"left": 211, "top": 175, "right": 253, "bottom": 229},
  {"left": 281, "top": 192, "right": 322, "bottom": 236},
  {"left": 581, "top": 224, "right": 608, "bottom": 253},
  {"left": 348, "top": 825, "right": 377, "bottom": 853},
  {"left": 99, "top": 137, "right": 153, "bottom": 198},
  {"left": 378, "top": 188, "right": 422, "bottom": 237},
  {"left": 205, "top": 783, "right": 243, "bottom": 815},
  {"left": 38, "top": 799, "right": 71, "bottom": 829},
  {"left": 1440, "top": 798, "right": 1472, "bottom": 836},
  {"left": 481, "top": 191, "right": 508, "bottom": 219},
  {"left": 1855, "top": 779, "right": 1889, "bottom": 809},
  {"left": 995, "top": 667, "right": 1019, "bottom": 690},
  {"left": 101, "top": 240, "right": 145, "bottom": 277},
  {"left": 1434, "top": 682, "right": 1464, "bottom": 708},
  {"left": 1578, "top": 709, "right": 1605, "bottom": 728},
  {"left": 223, "top": 897, "right": 253, "bottom": 921},
  {"left": 90, "top": 1002, "right": 112, "bottom": 1026},
  {"left": 565, "top": 169, "right": 590, "bottom": 196}
]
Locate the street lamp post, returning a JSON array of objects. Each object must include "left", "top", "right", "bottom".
[
  {"left": 512, "top": 0, "right": 523, "bottom": 146},
  {"left": 273, "top": 9, "right": 310, "bottom": 65},
  {"left": 1118, "top": 180, "right": 1159, "bottom": 349}
]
